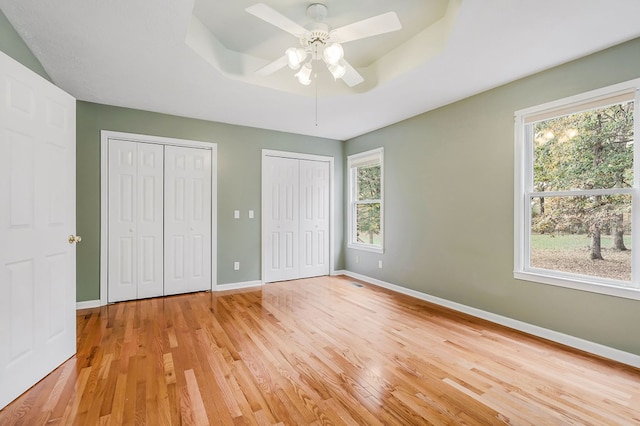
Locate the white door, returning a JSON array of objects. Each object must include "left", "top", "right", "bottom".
[
  {"left": 164, "top": 146, "right": 212, "bottom": 295},
  {"left": 263, "top": 157, "right": 300, "bottom": 282},
  {"left": 299, "top": 160, "right": 330, "bottom": 278},
  {"left": 108, "top": 140, "right": 164, "bottom": 303},
  {"left": 263, "top": 155, "right": 330, "bottom": 283},
  {"left": 0, "top": 51, "right": 76, "bottom": 410}
]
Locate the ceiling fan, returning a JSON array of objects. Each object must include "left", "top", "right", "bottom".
[{"left": 246, "top": 2, "right": 402, "bottom": 87}]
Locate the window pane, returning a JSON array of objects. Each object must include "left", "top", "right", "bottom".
[
  {"left": 356, "top": 203, "right": 380, "bottom": 245},
  {"left": 357, "top": 164, "right": 381, "bottom": 201},
  {"left": 530, "top": 194, "right": 632, "bottom": 282},
  {"left": 533, "top": 101, "right": 634, "bottom": 191}
]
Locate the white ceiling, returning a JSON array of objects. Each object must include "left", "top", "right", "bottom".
[{"left": 1, "top": 0, "right": 640, "bottom": 140}]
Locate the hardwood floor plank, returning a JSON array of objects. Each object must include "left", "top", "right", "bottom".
[
  {"left": 1, "top": 275, "right": 639, "bottom": 425},
  {"left": 184, "top": 369, "right": 210, "bottom": 426},
  {"left": 197, "top": 334, "right": 243, "bottom": 418},
  {"left": 109, "top": 372, "right": 127, "bottom": 425},
  {"left": 59, "top": 365, "right": 91, "bottom": 424},
  {"left": 232, "top": 358, "right": 279, "bottom": 424},
  {"left": 41, "top": 361, "right": 73, "bottom": 413}
]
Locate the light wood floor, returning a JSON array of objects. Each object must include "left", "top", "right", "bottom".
[{"left": 1, "top": 275, "right": 639, "bottom": 425}]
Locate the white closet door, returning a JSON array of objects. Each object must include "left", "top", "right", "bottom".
[
  {"left": 108, "top": 141, "right": 164, "bottom": 302},
  {"left": 263, "top": 156, "right": 300, "bottom": 282},
  {"left": 107, "top": 140, "right": 136, "bottom": 303},
  {"left": 164, "top": 146, "right": 212, "bottom": 295},
  {"left": 0, "top": 51, "right": 76, "bottom": 410},
  {"left": 299, "top": 160, "right": 330, "bottom": 278},
  {"left": 135, "top": 144, "right": 164, "bottom": 298}
]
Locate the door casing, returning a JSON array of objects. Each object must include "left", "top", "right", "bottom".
[{"left": 100, "top": 130, "right": 217, "bottom": 305}]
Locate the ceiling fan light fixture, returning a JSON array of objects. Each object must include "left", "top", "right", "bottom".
[
  {"left": 322, "top": 42, "right": 344, "bottom": 65},
  {"left": 295, "top": 63, "right": 313, "bottom": 85},
  {"left": 247, "top": 3, "right": 402, "bottom": 88},
  {"left": 328, "top": 60, "right": 346, "bottom": 80},
  {"left": 286, "top": 47, "right": 307, "bottom": 70}
]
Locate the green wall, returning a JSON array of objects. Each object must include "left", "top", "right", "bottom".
[
  {"left": 0, "top": 8, "right": 50, "bottom": 81},
  {"left": 77, "top": 102, "right": 344, "bottom": 301},
  {"left": 344, "top": 37, "right": 640, "bottom": 355}
]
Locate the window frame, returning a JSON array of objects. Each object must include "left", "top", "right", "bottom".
[
  {"left": 514, "top": 78, "right": 640, "bottom": 301},
  {"left": 348, "top": 148, "right": 384, "bottom": 253}
]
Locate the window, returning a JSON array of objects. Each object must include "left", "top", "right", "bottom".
[
  {"left": 348, "top": 148, "right": 384, "bottom": 253},
  {"left": 515, "top": 79, "right": 640, "bottom": 300}
]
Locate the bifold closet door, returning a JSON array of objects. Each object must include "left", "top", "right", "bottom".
[
  {"left": 263, "top": 156, "right": 330, "bottom": 283},
  {"left": 299, "top": 159, "right": 330, "bottom": 278},
  {"left": 264, "top": 156, "right": 300, "bottom": 282},
  {"left": 108, "top": 140, "right": 164, "bottom": 303},
  {"left": 164, "top": 145, "right": 212, "bottom": 295}
]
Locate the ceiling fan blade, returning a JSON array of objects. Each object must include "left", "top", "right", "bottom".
[
  {"left": 330, "top": 12, "right": 401, "bottom": 44},
  {"left": 340, "top": 60, "right": 364, "bottom": 87},
  {"left": 256, "top": 55, "right": 289, "bottom": 76},
  {"left": 246, "top": 3, "right": 308, "bottom": 38}
]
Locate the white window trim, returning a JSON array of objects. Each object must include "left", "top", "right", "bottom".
[
  {"left": 348, "top": 148, "right": 384, "bottom": 253},
  {"left": 514, "top": 78, "right": 640, "bottom": 301}
]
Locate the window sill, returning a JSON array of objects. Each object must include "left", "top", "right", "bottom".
[
  {"left": 348, "top": 243, "right": 384, "bottom": 254},
  {"left": 514, "top": 270, "right": 640, "bottom": 301}
]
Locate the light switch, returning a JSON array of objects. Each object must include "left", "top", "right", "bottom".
[
  {"left": 234, "top": 210, "right": 240, "bottom": 219},
  {"left": 248, "top": 210, "right": 254, "bottom": 219}
]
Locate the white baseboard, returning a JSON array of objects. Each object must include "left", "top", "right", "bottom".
[
  {"left": 331, "top": 269, "right": 348, "bottom": 276},
  {"left": 76, "top": 300, "right": 101, "bottom": 310},
  {"left": 214, "top": 280, "right": 263, "bottom": 292},
  {"left": 76, "top": 281, "right": 264, "bottom": 308},
  {"left": 342, "top": 271, "right": 640, "bottom": 369}
]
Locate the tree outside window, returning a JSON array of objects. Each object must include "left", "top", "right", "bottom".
[
  {"left": 348, "top": 149, "right": 383, "bottom": 253},
  {"left": 515, "top": 81, "right": 640, "bottom": 299}
]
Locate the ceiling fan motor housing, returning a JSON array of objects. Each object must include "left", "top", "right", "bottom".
[
  {"left": 301, "top": 23, "right": 330, "bottom": 46},
  {"left": 300, "top": 22, "right": 330, "bottom": 60}
]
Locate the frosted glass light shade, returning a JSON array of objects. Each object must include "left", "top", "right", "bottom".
[
  {"left": 295, "top": 63, "right": 312, "bottom": 85},
  {"left": 322, "top": 43, "right": 344, "bottom": 65},
  {"left": 286, "top": 48, "right": 307, "bottom": 70}
]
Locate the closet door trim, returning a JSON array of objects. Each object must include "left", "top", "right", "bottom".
[{"left": 100, "top": 130, "right": 217, "bottom": 306}]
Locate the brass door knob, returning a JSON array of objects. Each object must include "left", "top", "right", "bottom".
[{"left": 68, "top": 235, "right": 82, "bottom": 244}]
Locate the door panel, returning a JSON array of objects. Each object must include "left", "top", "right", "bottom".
[
  {"left": 0, "top": 51, "right": 76, "bottom": 410},
  {"left": 299, "top": 160, "right": 330, "bottom": 278},
  {"left": 164, "top": 146, "right": 211, "bottom": 295},
  {"left": 108, "top": 141, "right": 163, "bottom": 302},
  {"left": 136, "top": 143, "right": 164, "bottom": 299},
  {"left": 263, "top": 157, "right": 300, "bottom": 282},
  {"left": 108, "top": 141, "right": 137, "bottom": 302}
]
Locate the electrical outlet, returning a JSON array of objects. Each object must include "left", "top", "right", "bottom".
[
  {"left": 234, "top": 261, "right": 240, "bottom": 270},
  {"left": 249, "top": 210, "right": 254, "bottom": 219},
  {"left": 378, "top": 260, "right": 383, "bottom": 269},
  {"left": 234, "top": 210, "right": 240, "bottom": 219},
  {"left": 355, "top": 255, "right": 359, "bottom": 264}
]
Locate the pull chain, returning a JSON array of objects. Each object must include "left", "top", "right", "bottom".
[{"left": 314, "top": 41, "right": 319, "bottom": 127}]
